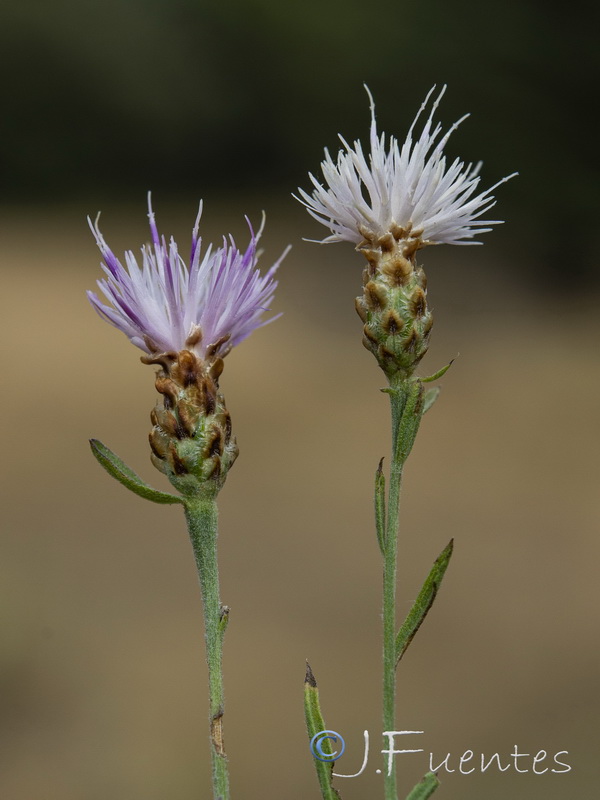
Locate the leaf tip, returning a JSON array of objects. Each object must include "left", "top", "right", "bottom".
[{"left": 305, "top": 661, "right": 317, "bottom": 687}]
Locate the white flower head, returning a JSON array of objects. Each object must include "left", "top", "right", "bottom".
[{"left": 296, "top": 86, "right": 516, "bottom": 248}]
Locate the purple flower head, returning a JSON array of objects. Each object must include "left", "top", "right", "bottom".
[
  {"left": 296, "top": 86, "right": 517, "bottom": 248},
  {"left": 87, "top": 195, "right": 288, "bottom": 360}
]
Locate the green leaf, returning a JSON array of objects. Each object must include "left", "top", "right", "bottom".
[
  {"left": 395, "top": 539, "right": 454, "bottom": 665},
  {"left": 422, "top": 358, "right": 455, "bottom": 383},
  {"left": 304, "top": 663, "right": 342, "bottom": 800},
  {"left": 375, "top": 458, "right": 386, "bottom": 555},
  {"left": 89, "top": 439, "right": 182, "bottom": 505},
  {"left": 219, "top": 604, "right": 230, "bottom": 635},
  {"left": 422, "top": 387, "right": 440, "bottom": 415},
  {"left": 405, "top": 771, "right": 440, "bottom": 799},
  {"left": 395, "top": 379, "right": 425, "bottom": 464}
]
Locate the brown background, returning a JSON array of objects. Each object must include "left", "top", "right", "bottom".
[
  {"left": 1, "top": 0, "right": 599, "bottom": 795},
  {"left": 1, "top": 195, "right": 598, "bottom": 799}
]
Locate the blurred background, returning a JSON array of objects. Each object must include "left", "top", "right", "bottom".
[{"left": 1, "top": 1, "right": 598, "bottom": 798}]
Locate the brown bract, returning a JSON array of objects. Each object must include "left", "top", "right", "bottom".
[
  {"left": 141, "top": 349, "right": 238, "bottom": 496},
  {"left": 354, "top": 228, "right": 433, "bottom": 380}
]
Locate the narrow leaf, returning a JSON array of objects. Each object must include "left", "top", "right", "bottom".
[
  {"left": 422, "top": 387, "right": 440, "bottom": 415},
  {"left": 219, "top": 605, "right": 230, "bottom": 636},
  {"left": 89, "top": 439, "right": 182, "bottom": 504},
  {"left": 405, "top": 771, "right": 440, "bottom": 799},
  {"left": 304, "top": 663, "right": 342, "bottom": 800},
  {"left": 422, "top": 358, "right": 455, "bottom": 383},
  {"left": 375, "top": 458, "right": 386, "bottom": 555},
  {"left": 395, "top": 379, "right": 425, "bottom": 464},
  {"left": 395, "top": 540, "right": 454, "bottom": 665}
]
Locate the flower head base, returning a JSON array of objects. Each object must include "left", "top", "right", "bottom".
[
  {"left": 88, "top": 195, "right": 286, "bottom": 362},
  {"left": 297, "top": 85, "right": 516, "bottom": 249},
  {"left": 144, "top": 348, "right": 239, "bottom": 496}
]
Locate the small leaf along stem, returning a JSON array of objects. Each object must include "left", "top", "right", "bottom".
[
  {"left": 304, "top": 663, "right": 342, "bottom": 800},
  {"left": 89, "top": 439, "right": 182, "bottom": 504},
  {"left": 395, "top": 540, "right": 454, "bottom": 666},
  {"left": 404, "top": 771, "right": 440, "bottom": 799},
  {"left": 375, "top": 458, "right": 387, "bottom": 556}
]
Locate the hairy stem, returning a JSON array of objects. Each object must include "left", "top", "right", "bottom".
[
  {"left": 184, "top": 496, "right": 230, "bottom": 800},
  {"left": 382, "top": 381, "right": 408, "bottom": 800},
  {"left": 382, "top": 373, "right": 427, "bottom": 799}
]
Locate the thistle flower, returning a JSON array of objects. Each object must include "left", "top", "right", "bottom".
[
  {"left": 297, "top": 85, "right": 515, "bottom": 249},
  {"left": 88, "top": 195, "right": 285, "bottom": 361},
  {"left": 297, "top": 87, "right": 516, "bottom": 380},
  {"left": 88, "top": 197, "right": 288, "bottom": 495}
]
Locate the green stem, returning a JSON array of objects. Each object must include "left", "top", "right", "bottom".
[
  {"left": 184, "top": 496, "right": 230, "bottom": 800},
  {"left": 382, "top": 381, "right": 407, "bottom": 800},
  {"left": 381, "top": 377, "right": 424, "bottom": 800}
]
